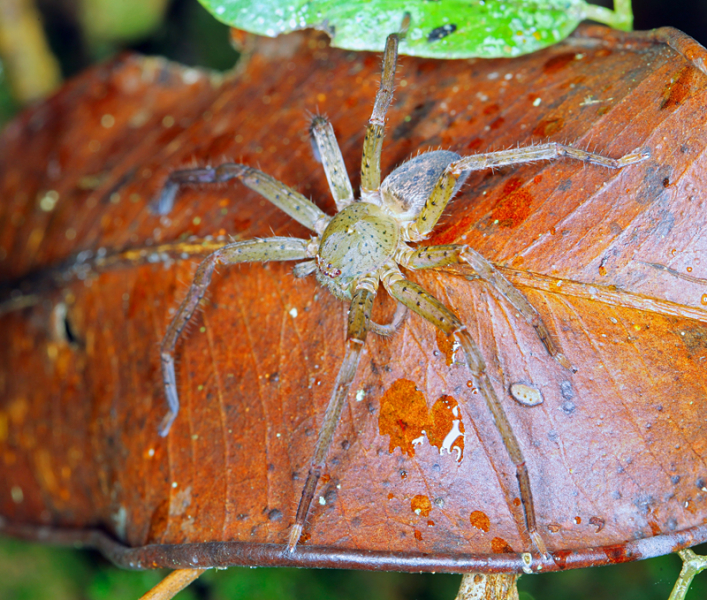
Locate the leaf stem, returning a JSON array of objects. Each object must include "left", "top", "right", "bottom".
[
  {"left": 138, "top": 569, "right": 207, "bottom": 600},
  {"left": 668, "top": 549, "right": 707, "bottom": 600},
  {"left": 583, "top": 0, "right": 634, "bottom": 31}
]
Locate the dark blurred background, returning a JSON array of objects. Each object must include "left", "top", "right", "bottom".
[{"left": 1, "top": 0, "right": 707, "bottom": 598}]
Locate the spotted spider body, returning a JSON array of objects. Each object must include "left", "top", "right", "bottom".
[
  {"left": 156, "top": 32, "right": 648, "bottom": 562},
  {"left": 315, "top": 202, "right": 399, "bottom": 299}
]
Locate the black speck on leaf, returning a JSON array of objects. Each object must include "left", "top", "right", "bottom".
[{"left": 428, "top": 24, "right": 457, "bottom": 42}]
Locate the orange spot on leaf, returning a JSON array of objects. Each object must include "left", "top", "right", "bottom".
[
  {"left": 553, "top": 549, "right": 571, "bottom": 569},
  {"left": 378, "top": 380, "right": 430, "bottom": 457},
  {"left": 661, "top": 66, "right": 696, "bottom": 110},
  {"left": 532, "top": 117, "right": 564, "bottom": 137},
  {"left": 428, "top": 214, "right": 476, "bottom": 245},
  {"left": 427, "top": 395, "right": 465, "bottom": 461},
  {"left": 435, "top": 329, "right": 456, "bottom": 366},
  {"left": 648, "top": 520, "right": 661, "bottom": 536},
  {"left": 411, "top": 494, "right": 432, "bottom": 517},
  {"left": 488, "top": 177, "right": 534, "bottom": 228},
  {"left": 543, "top": 52, "right": 577, "bottom": 75},
  {"left": 469, "top": 510, "right": 490, "bottom": 532},
  {"left": 491, "top": 537, "right": 514, "bottom": 553},
  {"left": 379, "top": 382, "right": 465, "bottom": 461},
  {"left": 489, "top": 116, "right": 505, "bottom": 130}
]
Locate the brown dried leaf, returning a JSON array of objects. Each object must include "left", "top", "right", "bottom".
[{"left": 1, "top": 25, "right": 707, "bottom": 573}]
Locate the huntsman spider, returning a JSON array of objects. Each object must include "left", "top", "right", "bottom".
[{"left": 155, "top": 31, "right": 648, "bottom": 558}]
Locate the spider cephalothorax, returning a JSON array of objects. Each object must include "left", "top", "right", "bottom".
[{"left": 156, "top": 32, "right": 648, "bottom": 562}]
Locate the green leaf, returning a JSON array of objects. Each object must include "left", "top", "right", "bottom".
[
  {"left": 197, "top": 0, "right": 633, "bottom": 59},
  {"left": 0, "top": 60, "right": 19, "bottom": 128}
]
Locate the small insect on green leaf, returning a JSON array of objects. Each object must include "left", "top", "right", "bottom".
[{"left": 198, "top": 0, "right": 635, "bottom": 59}]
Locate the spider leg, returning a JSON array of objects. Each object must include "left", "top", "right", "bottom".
[
  {"left": 287, "top": 278, "right": 376, "bottom": 552},
  {"left": 310, "top": 115, "right": 355, "bottom": 210},
  {"left": 399, "top": 244, "right": 572, "bottom": 370},
  {"left": 368, "top": 302, "right": 409, "bottom": 337},
  {"left": 159, "top": 237, "right": 315, "bottom": 437},
  {"left": 380, "top": 263, "right": 549, "bottom": 557},
  {"left": 408, "top": 143, "right": 650, "bottom": 239},
  {"left": 360, "top": 33, "right": 399, "bottom": 197},
  {"left": 156, "top": 164, "right": 330, "bottom": 234}
]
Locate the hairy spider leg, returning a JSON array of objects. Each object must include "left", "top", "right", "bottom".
[
  {"left": 406, "top": 143, "right": 650, "bottom": 241},
  {"left": 287, "top": 278, "right": 377, "bottom": 552},
  {"left": 310, "top": 115, "right": 355, "bottom": 210},
  {"left": 360, "top": 33, "right": 399, "bottom": 196},
  {"left": 380, "top": 263, "right": 549, "bottom": 557},
  {"left": 159, "top": 238, "right": 314, "bottom": 436},
  {"left": 156, "top": 160, "right": 336, "bottom": 436},
  {"left": 399, "top": 244, "right": 572, "bottom": 370},
  {"left": 368, "top": 302, "right": 409, "bottom": 337},
  {"left": 156, "top": 164, "right": 331, "bottom": 234}
]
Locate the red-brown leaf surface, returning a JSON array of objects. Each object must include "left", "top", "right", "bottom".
[{"left": 1, "top": 25, "right": 707, "bottom": 573}]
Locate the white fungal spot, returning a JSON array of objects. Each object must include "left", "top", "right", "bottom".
[
  {"left": 11, "top": 486, "right": 23, "bottom": 503},
  {"left": 355, "top": 389, "right": 365, "bottom": 402},
  {"left": 112, "top": 505, "right": 127, "bottom": 541},
  {"left": 39, "top": 190, "right": 59, "bottom": 212},
  {"left": 440, "top": 419, "right": 464, "bottom": 462},
  {"left": 182, "top": 69, "right": 201, "bottom": 85},
  {"left": 510, "top": 383, "right": 544, "bottom": 407}
]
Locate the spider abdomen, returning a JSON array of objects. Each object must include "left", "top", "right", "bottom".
[
  {"left": 380, "top": 150, "right": 468, "bottom": 222},
  {"left": 317, "top": 202, "right": 400, "bottom": 292}
]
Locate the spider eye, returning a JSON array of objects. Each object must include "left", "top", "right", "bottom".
[{"left": 316, "top": 256, "right": 342, "bottom": 278}]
